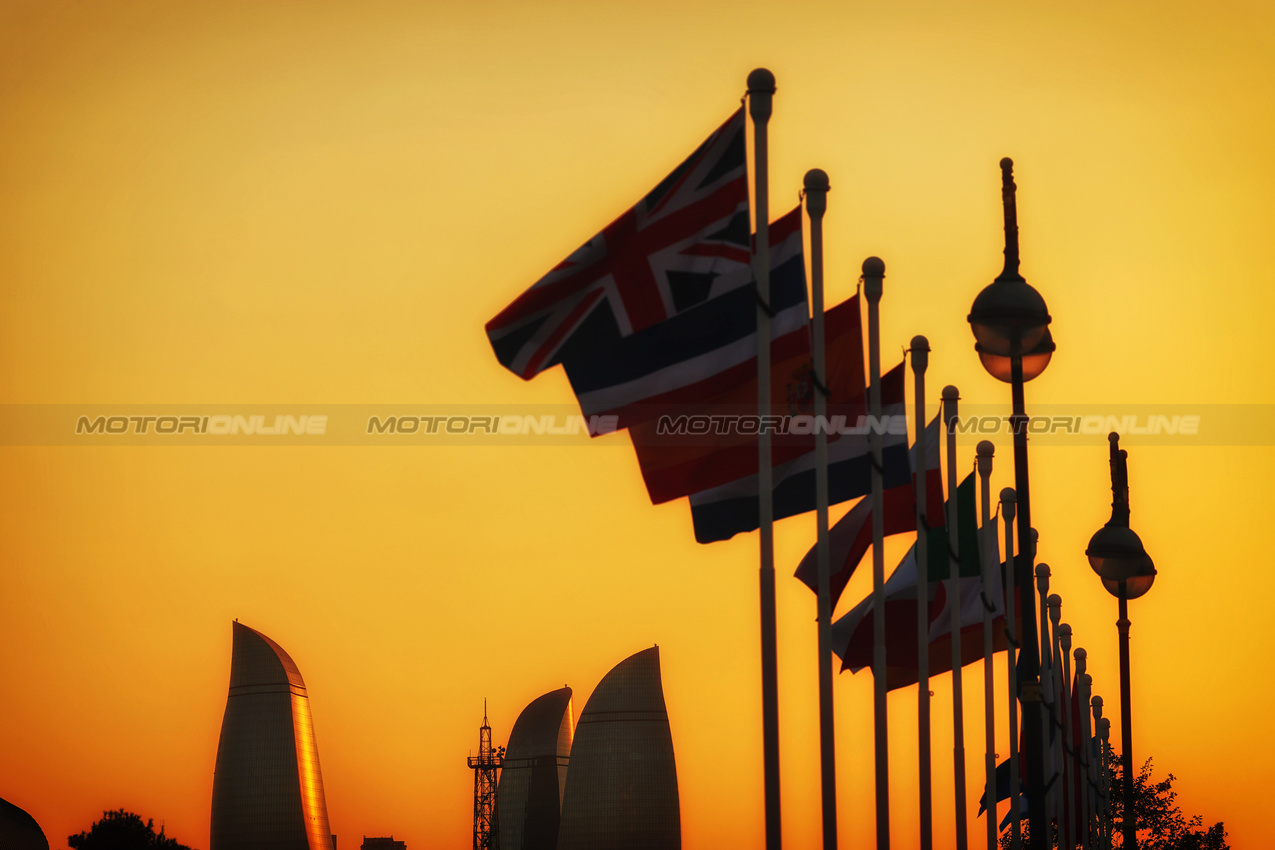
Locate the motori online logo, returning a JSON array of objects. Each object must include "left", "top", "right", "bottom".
[{"left": 75, "top": 414, "right": 329, "bottom": 436}]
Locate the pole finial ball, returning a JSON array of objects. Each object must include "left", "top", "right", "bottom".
[
  {"left": 977, "top": 440, "right": 995, "bottom": 458},
  {"left": 1109, "top": 431, "right": 1121, "bottom": 446},
  {"left": 803, "top": 169, "right": 830, "bottom": 193},
  {"left": 909, "top": 335, "right": 930, "bottom": 374},
  {"left": 747, "top": 68, "right": 776, "bottom": 93},
  {"left": 1001, "top": 488, "right": 1016, "bottom": 504},
  {"left": 1000, "top": 157, "right": 1014, "bottom": 170},
  {"left": 862, "top": 256, "right": 885, "bottom": 277},
  {"left": 941, "top": 385, "right": 959, "bottom": 401}
]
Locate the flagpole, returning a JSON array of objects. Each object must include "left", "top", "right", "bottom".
[
  {"left": 1077, "top": 663, "right": 1093, "bottom": 850},
  {"left": 1046, "top": 598, "right": 1068, "bottom": 849},
  {"left": 1090, "top": 693, "right": 1104, "bottom": 850},
  {"left": 1060, "top": 623, "right": 1075, "bottom": 850},
  {"left": 910, "top": 336, "right": 932, "bottom": 850},
  {"left": 746, "top": 67, "right": 781, "bottom": 850},
  {"left": 941, "top": 385, "right": 968, "bottom": 850},
  {"left": 1000, "top": 489, "right": 1022, "bottom": 850},
  {"left": 803, "top": 168, "right": 838, "bottom": 850},
  {"left": 976, "top": 442, "right": 996, "bottom": 850},
  {"left": 1035, "top": 564, "right": 1057, "bottom": 829},
  {"left": 864, "top": 255, "right": 889, "bottom": 850},
  {"left": 1098, "top": 715, "right": 1112, "bottom": 849},
  {"left": 1047, "top": 592, "right": 1063, "bottom": 830}
]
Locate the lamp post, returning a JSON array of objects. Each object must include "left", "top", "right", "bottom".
[
  {"left": 968, "top": 157, "right": 1052, "bottom": 840},
  {"left": 1086, "top": 432, "right": 1157, "bottom": 849}
]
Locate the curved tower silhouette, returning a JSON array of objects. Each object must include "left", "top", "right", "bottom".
[
  {"left": 557, "top": 647, "right": 679, "bottom": 850},
  {"left": 210, "top": 621, "right": 334, "bottom": 850},
  {"left": 0, "top": 796, "right": 49, "bottom": 850},
  {"left": 496, "top": 687, "right": 574, "bottom": 850}
]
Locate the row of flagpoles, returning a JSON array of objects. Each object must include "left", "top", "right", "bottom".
[{"left": 486, "top": 68, "right": 1125, "bottom": 848}]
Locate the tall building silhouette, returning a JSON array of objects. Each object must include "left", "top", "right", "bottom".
[
  {"left": 210, "top": 621, "right": 334, "bottom": 850},
  {"left": 557, "top": 647, "right": 680, "bottom": 850},
  {"left": 0, "top": 796, "right": 48, "bottom": 850},
  {"left": 496, "top": 687, "right": 573, "bottom": 850}
]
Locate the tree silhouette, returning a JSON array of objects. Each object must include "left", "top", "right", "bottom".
[
  {"left": 998, "top": 754, "right": 1228, "bottom": 849},
  {"left": 67, "top": 809, "right": 195, "bottom": 850}
]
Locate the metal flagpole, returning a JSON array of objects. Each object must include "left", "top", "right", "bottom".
[
  {"left": 1047, "top": 591, "right": 1063, "bottom": 831},
  {"left": 976, "top": 442, "right": 996, "bottom": 850},
  {"left": 746, "top": 67, "right": 781, "bottom": 850},
  {"left": 941, "top": 385, "right": 968, "bottom": 850},
  {"left": 1001, "top": 489, "right": 1021, "bottom": 850},
  {"left": 803, "top": 168, "right": 837, "bottom": 850},
  {"left": 1058, "top": 616, "right": 1075, "bottom": 850},
  {"left": 1091, "top": 694, "right": 1105, "bottom": 850},
  {"left": 1036, "top": 565, "right": 1057, "bottom": 828},
  {"left": 911, "top": 336, "right": 932, "bottom": 850},
  {"left": 1096, "top": 713, "right": 1106, "bottom": 846},
  {"left": 864, "top": 254, "right": 889, "bottom": 850},
  {"left": 1077, "top": 664, "right": 1094, "bottom": 850}
]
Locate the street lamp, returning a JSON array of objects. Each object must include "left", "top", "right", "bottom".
[
  {"left": 968, "top": 157, "right": 1052, "bottom": 842},
  {"left": 1087, "top": 432, "right": 1157, "bottom": 848},
  {"left": 975, "top": 329, "right": 1055, "bottom": 384}
]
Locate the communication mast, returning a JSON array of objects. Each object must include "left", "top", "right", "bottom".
[{"left": 467, "top": 699, "right": 503, "bottom": 850}]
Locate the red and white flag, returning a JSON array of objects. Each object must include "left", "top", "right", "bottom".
[{"left": 793, "top": 415, "right": 943, "bottom": 609}]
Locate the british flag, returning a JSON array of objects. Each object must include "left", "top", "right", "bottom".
[
  {"left": 486, "top": 109, "right": 750, "bottom": 382},
  {"left": 562, "top": 206, "right": 809, "bottom": 431}
]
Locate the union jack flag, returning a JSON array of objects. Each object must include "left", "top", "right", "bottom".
[{"left": 486, "top": 109, "right": 750, "bottom": 380}]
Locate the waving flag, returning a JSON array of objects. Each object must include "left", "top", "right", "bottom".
[
  {"left": 487, "top": 109, "right": 751, "bottom": 386},
  {"left": 926, "top": 477, "right": 1005, "bottom": 671},
  {"left": 793, "top": 414, "right": 944, "bottom": 609},
  {"left": 562, "top": 206, "right": 808, "bottom": 430},
  {"left": 830, "top": 537, "right": 933, "bottom": 688},
  {"left": 628, "top": 285, "right": 863, "bottom": 504},
  {"left": 831, "top": 474, "right": 1012, "bottom": 689},
  {"left": 561, "top": 206, "right": 800, "bottom": 433},
  {"left": 687, "top": 363, "right": 911, "bottom": 543}
]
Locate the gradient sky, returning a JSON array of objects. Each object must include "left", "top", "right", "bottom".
[{"left": 1, "top": 2, "right": 1272, "bottom": 848}]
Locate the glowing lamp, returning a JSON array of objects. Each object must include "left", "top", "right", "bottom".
[
  {"left": 1100, "top": 554, "right": 1157, "bottom": 600},
  {"left": 976, "top": 328, "right": 1055, "bottom": 383}
]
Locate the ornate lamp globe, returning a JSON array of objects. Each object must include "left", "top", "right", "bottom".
[
  {"left": 1086, "top": 523, "right": 1149, "bottom": 580},
  {"left": 968, "top": 276, "right": 1052, "bottom": 357},
  {"left": 1100, "top": 553, "right": 1157, "bottom": 600},
  {"left": 976, "top": 328, "right": 1055, "bottom": 383},
  {"left": 968, "top": 158, "right": 1053, "bottom": 372},
  {"left": 1088, "top": 432, "right": 1158, "bottom": 599}
]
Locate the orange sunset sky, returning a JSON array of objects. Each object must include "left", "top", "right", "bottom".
[{"left": 1, "top": 2, "right": 1272, "bottom": 848}]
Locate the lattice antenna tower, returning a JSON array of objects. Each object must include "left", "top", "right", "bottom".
[{"left": 467, "top": 698, "right": 503, "bottom": 850}]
